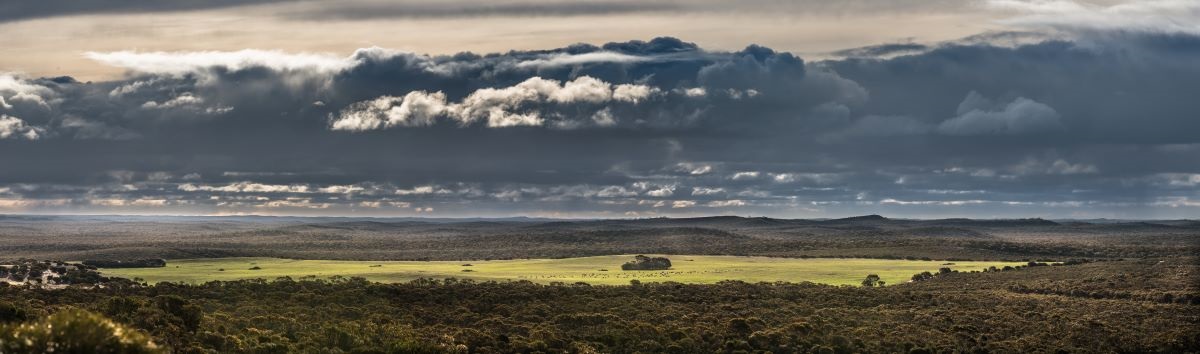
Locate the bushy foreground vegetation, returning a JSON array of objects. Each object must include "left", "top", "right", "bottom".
[
  {"left": 2, "top": 258, "right": 1196, "bottom": 353},
  {"left": 0, "top": 309, "right": 164, "bottom": 353}
]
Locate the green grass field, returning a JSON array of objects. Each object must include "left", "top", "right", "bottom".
[{"left": 99, "top": 255, "right": 1026, "bottom": 286}]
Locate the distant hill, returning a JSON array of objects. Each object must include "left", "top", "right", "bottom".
[
  {"left": 2, "top": 214, "right": 1196, "bottom": 261},
  {"left": 920, "top": 218, "right": 1059, "bottom": 227},
  {"left": 832, "top": 214, "right": 889, "bottom": 222}
]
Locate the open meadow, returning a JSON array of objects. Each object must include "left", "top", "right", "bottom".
[{"left": 99, "top": 255, "right": 1026, "bottom": 286}]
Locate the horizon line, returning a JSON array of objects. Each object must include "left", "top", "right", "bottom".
[{"left": 1, "top": 213, "right": 1192, "bottom": 222}]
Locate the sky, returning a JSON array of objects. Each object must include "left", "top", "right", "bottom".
[{"left": 0, "top": 0, "right": 1198, "bottom": 219}]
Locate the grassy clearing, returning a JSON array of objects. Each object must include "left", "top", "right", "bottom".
[{"left": 99, "top": 255, "right": 1026, "bottom": 286}]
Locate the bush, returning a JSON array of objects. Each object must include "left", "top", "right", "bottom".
[
  {"left": 155, "top": 295, "right": 203, "bottom": 332},
  {"left": 0, "top": 309, "right": 164, "bottom": 353},
  {"left": 0, "top": 301, "right": 29, "bottom": 323}
]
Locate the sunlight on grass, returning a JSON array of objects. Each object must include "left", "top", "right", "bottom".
[{"left": 100, "top": 255, "right": 1025, "bottom": 286}]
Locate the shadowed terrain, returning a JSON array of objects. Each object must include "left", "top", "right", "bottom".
[{"left": 2, "top": 215, "right": 1196, "bottom": 261}]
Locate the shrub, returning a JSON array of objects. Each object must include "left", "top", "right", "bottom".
[
  {"left": 0, "top": 301, "right": 29, "bottom": 323},
  {"left": 0, "top": 309, "right": 164, "bottom": 353},
  {"left": 911, "top": 271, "right": 934, "bottom": 282},
  {"left": 155, "top": 295, "right": 203, "bottom": 332}
]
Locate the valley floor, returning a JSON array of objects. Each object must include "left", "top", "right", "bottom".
[{"left": 98, "top": 255, "right": 1026, "bottom": 286}]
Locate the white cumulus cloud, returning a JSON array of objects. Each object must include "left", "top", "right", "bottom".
[
  {"left": 0, "top": 115, "right": 42, "bottom": 140},
  {"left": 330, "top": 76, "right": 659, "bottom": 130}
]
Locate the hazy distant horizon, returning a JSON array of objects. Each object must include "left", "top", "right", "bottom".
[{"left": 1, "top": 212, "right": 1194, "bottom": 223}]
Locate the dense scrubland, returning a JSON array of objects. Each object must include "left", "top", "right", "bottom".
[
  {"left": 0, "top": 215, "right": 1197, "bottom": 353},
  {"left": 1, "top": 258, "right": 1196, "bottom": 353},
  {"left": 2, "top": 215, "right": 1196, "bottom": 261}
]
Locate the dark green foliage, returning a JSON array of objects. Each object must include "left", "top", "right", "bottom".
[
  {"left": 620, "top": 255, "right": 672, "bottom": 270},
  {"left": 154, "top": 295, "right": 203, "bottom": 332},
  {"left": 0, "top": 301, "right": 29, "bottom": 323},
  {"left": 861, "top": 274, "right": 881, "bottom": 287},
  {"left": 60, "top": 268, "right": 105, "bottom": 284}
]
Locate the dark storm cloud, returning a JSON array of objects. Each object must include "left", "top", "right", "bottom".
[
  {"left": 0, "top": 0, "right": 289, "bottom": 23},
  {"left": 0, "top": 34, "right": 1198, "bottom": 217},
  {"left": 824, "top": 32, "right": 1200, "bottom": 144},
  {"left": 935, "top": 93, "right": 1064, "bottom": 136}
]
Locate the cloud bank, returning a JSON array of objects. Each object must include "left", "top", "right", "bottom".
[
  {"left": 0, "top": 31, "right": 1197, "bottom": 218},
  {"left": 329, "top": 76, "right": 664, "bottom": 130}
]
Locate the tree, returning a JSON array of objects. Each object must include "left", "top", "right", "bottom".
[{"left": 861, "top": 274, "right": 881, "bottom": 287}]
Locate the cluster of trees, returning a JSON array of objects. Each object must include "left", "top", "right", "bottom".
[
  {"left": 82, "top": 259, "right": 167, "bottom": 268},
  {"left": 1, "top": 260, "right": 54, "bottom": 283},
  {"left": 1001, "top": 258, "right": 1198, "bottom": 305},
  {"left": 908, "top": 260, "right": 1097, "bottom": 283},
  {"left": 0, "top": 258, "right": 1195, "bottom": 353},
  {"left": 620, "top": 255, "right": 672, "bottom": 271},
  {"left": 0, "top": 259, "right": 126, "bottom": 287},
  {"left": 1007, "top": 284, "right": 1199, "bottom": 305}
]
